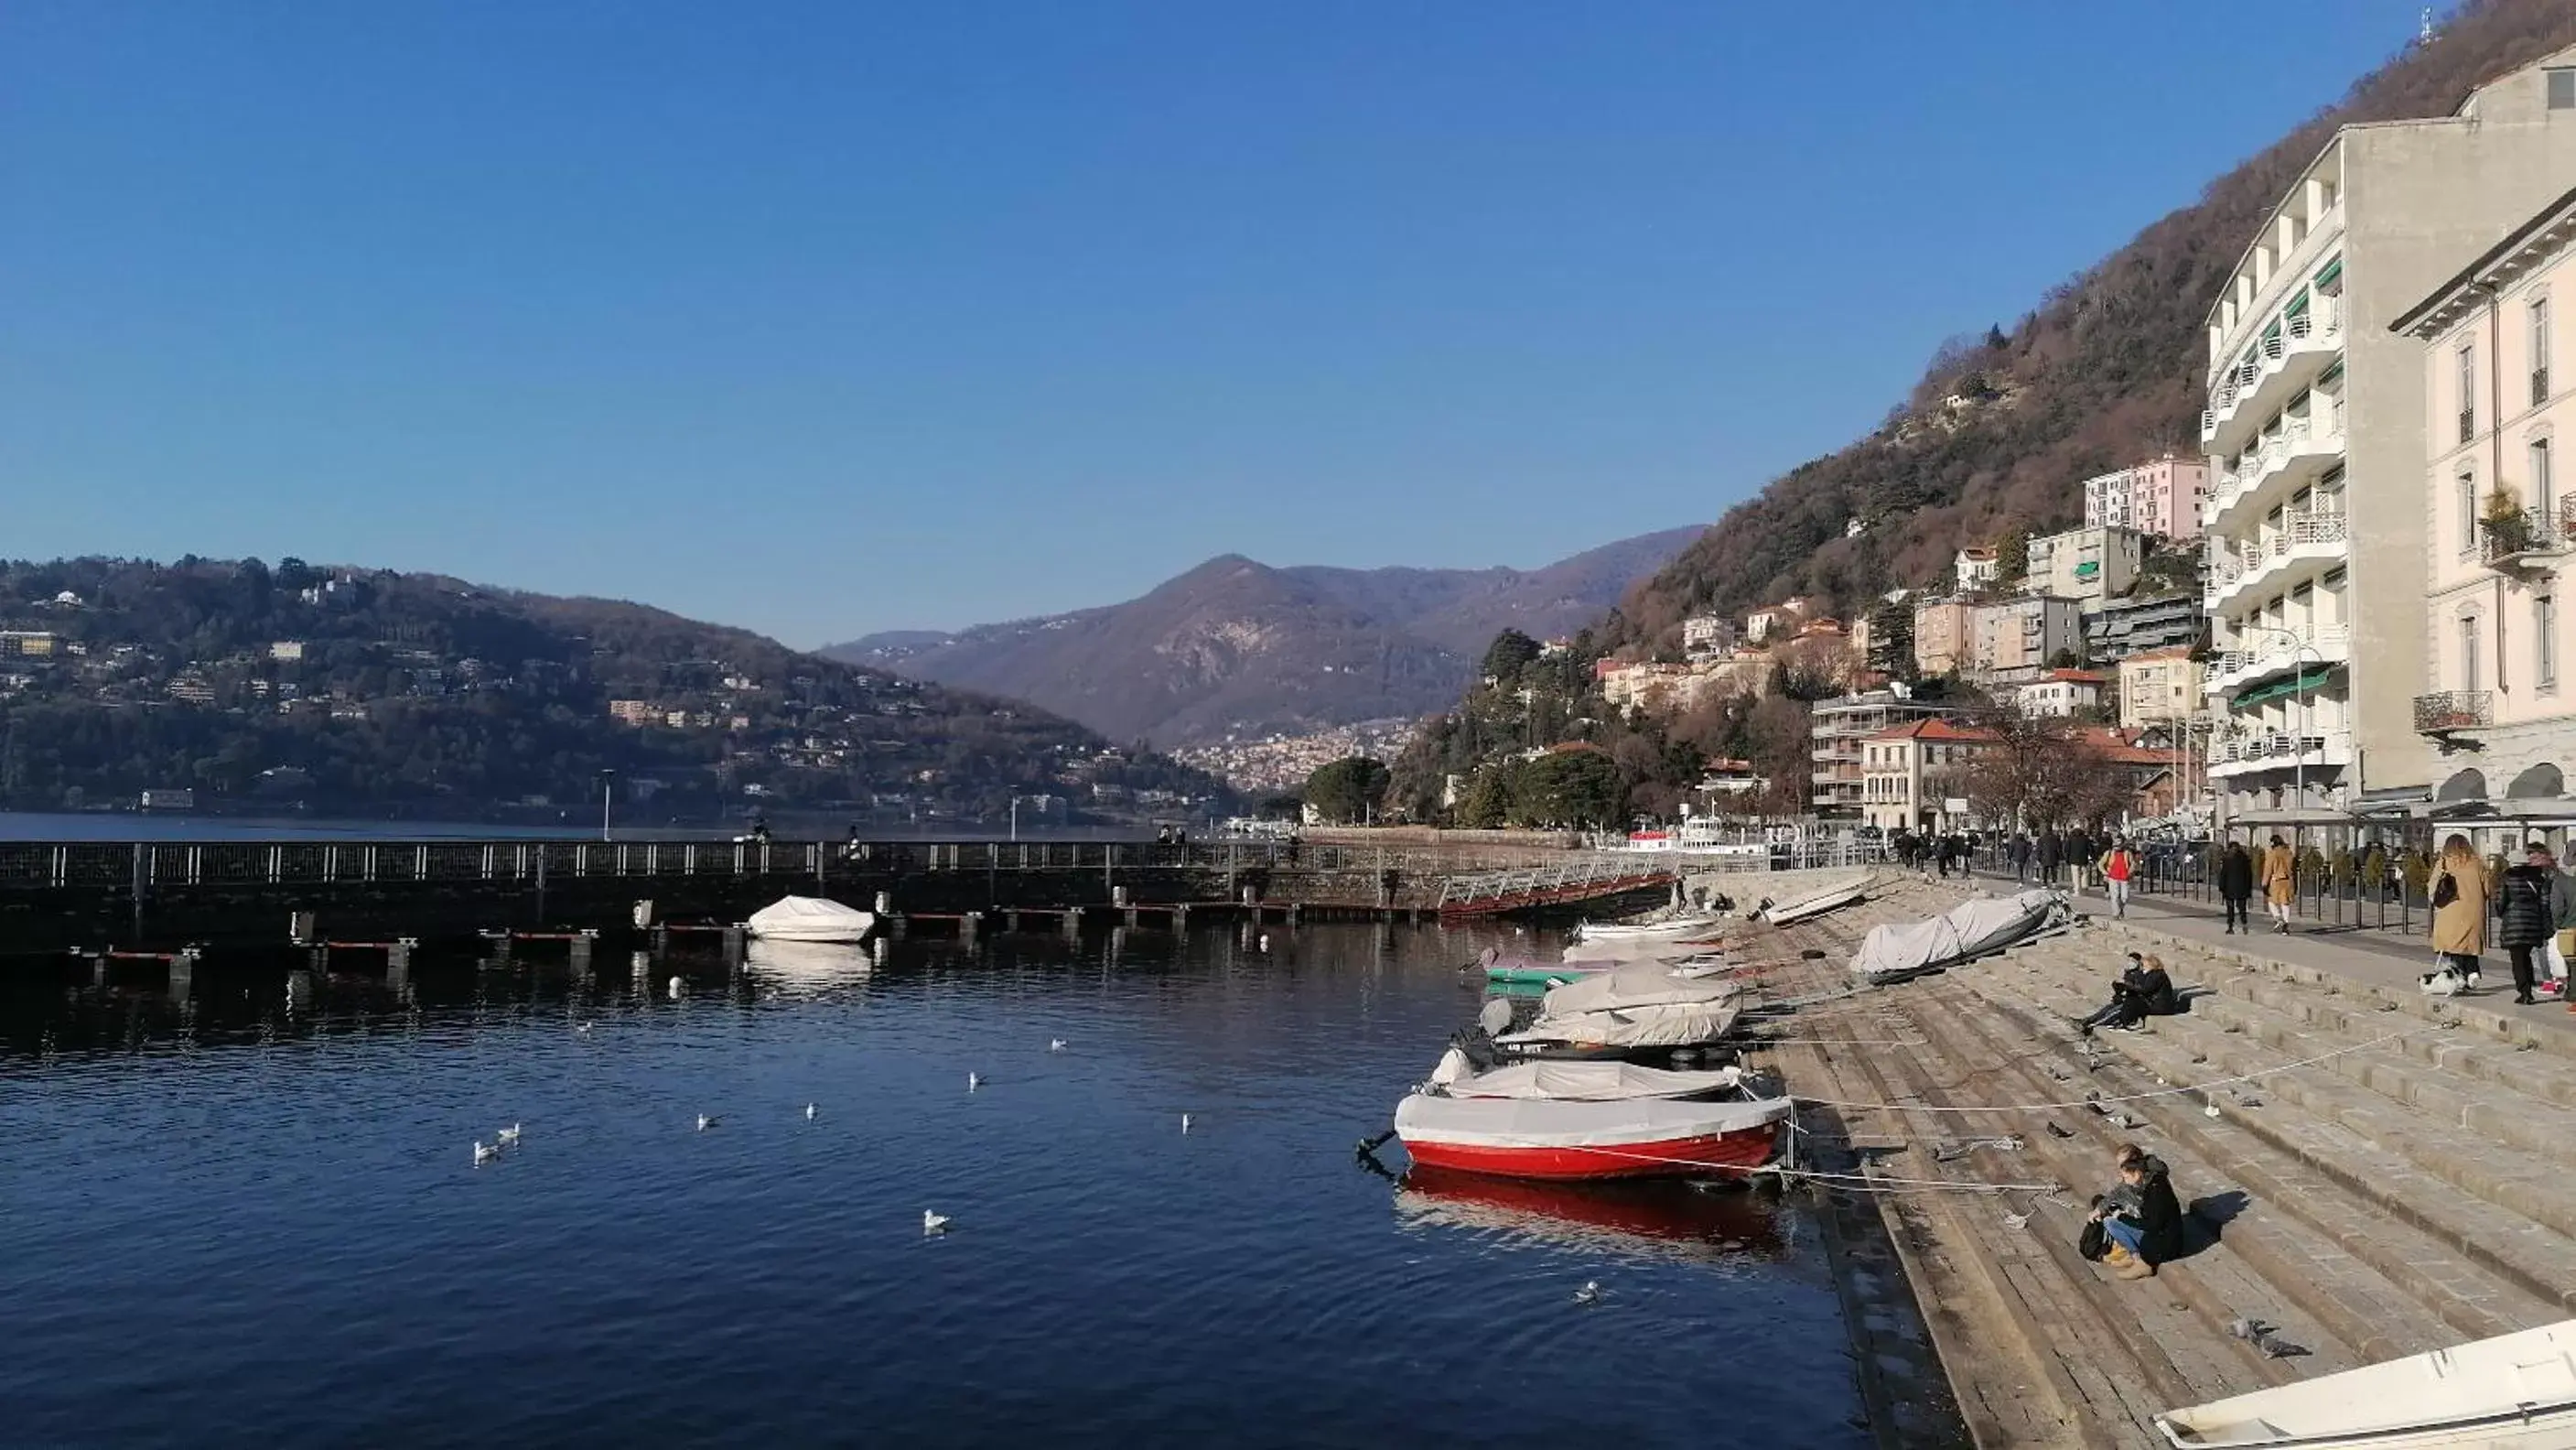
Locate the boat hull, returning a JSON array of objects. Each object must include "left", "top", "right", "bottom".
[{"left": 1398, "top": 1122, "right": 1780, "bottom": 1181}]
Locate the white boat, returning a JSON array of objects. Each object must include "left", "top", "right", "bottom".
[
  {"left": 1572, "top": 913, "right": 1726, "bottom": 944},
  {"left": 1393, "top": 1089, "right": 1791, "bottom": 1180},
  {"left": 1759, "top": 877, "right": 1868, "bottom": 925},
  {"left": 1849, "top": 889, "right": 2067, "bottom": 985},
  {"left": 1497, "top": 967, "right": 1742, "bottom": 1057},
  {"left": 2155, "top": 1316, "right": 2576, "bottom": 1447},
  {"left": 1422, "top": 1045, "right": 1745, "bottom": 1100},
  {"left": 745, "top": 894, "right": 876, "bottom": 944},
  {"left": 1562, "top": 934, "right": 1731, "bottom": 965}
]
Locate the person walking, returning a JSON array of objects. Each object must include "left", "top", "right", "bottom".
[
  {"left": 2217, "top": 841, "right": 2255, "bottom": 934},
  {"left": 2010, "top": 832, "right": 2032, "bottom": 884},
  {"left": 2038, "top": 829, "right": 2063, "bottom": 890},
  {"left": 2098, "top": 837, "right": 2139, "bottom": 920},
  {"left": 2427, "top": 833, "right": 2491, "bottom": 993},
  {"left": 2258, "top": 834, "right": 2297, "bottom": 934},
  {"left": 1935, "top": 833, "right": 1956, "bottom": 879},
  {"left": 2065, "top": 828, "right": 2094, "bottom": 897},
  {"left": 2495, "top": 839, "right": 2573, "bottom": 1005}
]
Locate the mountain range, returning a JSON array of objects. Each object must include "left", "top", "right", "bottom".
[{"left": 822, "top": 528, "right": 1701, "bottom": 748}]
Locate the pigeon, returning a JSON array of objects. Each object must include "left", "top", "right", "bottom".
[
  {"left": 496, "top": 1123, "right": 522, "bottom": 1147},
  {"left": 2044, "top": 1121, "right": 2076, "bottom": 1140},
  {"left": 804, "top": 1104, "right": 817, "bottom": 1120},
  {"left": 2229, "top": 1317, "right": 2307, "bottom": 1358},
  {"left": 2002, "top": 1209, "right": 2032, "bottom": 1231},
  {"left": 472, "top": 1140, "right": 500, "bottom": 1166},
  {"left": 1049, "top": 1039, "right": 1066, "bottom": 1053},
  {"left": 1572, "top": 1281, "right": 1602, "bottom": 1305},
  {"left": 922, "top": 1209, "right": 951, "bottom": 1235},
  {"left": 696, "top": 1113, "right": 718, "bottom": 1131},
  {"left": 967, "top": 1072, "right": 984, "bottom": 1092},
  {"left": 2204, "top": 1099, "right": 2223, "bottom": 1119},
  {"left": 1180, "top": 1113, "right": 1194, "bottom": 1134}
]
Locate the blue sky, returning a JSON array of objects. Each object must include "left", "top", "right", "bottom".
[{"left": 5, "top": 2, "right": 2434, "bottom": 647}]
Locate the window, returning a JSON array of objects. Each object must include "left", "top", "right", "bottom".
[
  {"left": 2551, "top": 67, "right": 2576, "bottom": 110},
  {"left": 2537, "top": 297, "right": 2555, "bottom": 405},
  {"left": 2460, "top": 471, "right": 2480, "bottom": 555},
  {"left": 2463, "top": 614, "right": 2483, "bottom": 697},
  {"left": 2460, "top": 344, "right": 2479, "bottom": 443},
  {"left": 2537, "top": 438, "right": 2557, "bottom": 522},
  {"left": 2539, "top": 595, "right": 2560, "bottom": 691}
]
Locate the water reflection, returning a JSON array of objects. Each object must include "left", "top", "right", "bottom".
[
  {"left": 742, "top": 937, "right": 875, "bottom": 999},
  {"left": 1394, "top": 1166, "right": 1788, "bottom": 1265}
]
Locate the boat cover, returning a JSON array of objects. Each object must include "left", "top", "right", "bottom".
[
  {"left": 745, "top": 894, "right": 875, "bottom": 941},
  {"left": 1426, "top": 1046, "right": 1744, "bottom": 1100},
  {"left": 2154, "top": 1315, "right": 2576, "bottom": 1447},
  {"left": 1576, "top": 914, "right": 1726, "bottom": 942},
  {"left": 1760, "top": 875, "right": 1869, "bottom": 925},
  {"left": 1395, "top": 1090, "right": 1789, "bottom": 1148},
  {"left": 1498, "top": 1000, "right": 1741, "bottom": 1051},
  {"left": 1563, "top": 935, "right": 1727, "bottom": 964},
  {"left": 1849, "top": 890, "right": 2065, "bottom": 984},
  {"left": 1540, "top": 966, "right": 1740, "bottom": 1018}
]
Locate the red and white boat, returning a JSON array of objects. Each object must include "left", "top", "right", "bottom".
[{"left": 1393, "top": 1090, "right": 1791, "bottom": 1181}]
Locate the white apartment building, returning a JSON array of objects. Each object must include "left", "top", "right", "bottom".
[
  {"left": 2201, "top": 47, "right": 2576, "bottom": 839},
  {"left": 1810, "top": 687, "right": 1950, "bottom": 821},
  {"left": 2118, "top": 646, "right": 2205, "bottom": 731},
  {"left": 1680, "top": 615, "right": 1738, "bottom": 656},
  {"left": 1969, "top": 596, "right": 2085, "bottom": 685},
  {"left": 1859, "top": 720, "right": 1993, "bottom": 834},
  {"left": 2014, "top": 669, "right": 2107, "bottom": 719},
  {"left": 2084, "top": 455, "right": 2211, "bottom": 540},
  {"left": 1954, "top": 547, "right": 1999, "bottom": 592},
  {"left": 2398, "top": 178, "right": 2576, "bottom": 832},
  {"left": 2024, "top": 525, "right": 2149, "bottom": 607}
]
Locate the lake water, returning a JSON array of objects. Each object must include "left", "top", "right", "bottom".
[{"left": 2, "top": 924, "right": 1873, "bottom": 1448}]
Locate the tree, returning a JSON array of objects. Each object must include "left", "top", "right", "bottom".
[
  {"left": 1866, "top": 596, "right": 1915, "bottom": 676},
  {"left": 1993, "top": 527, "right": 2032, "bottom": 588},
  {"left": 1514, "top": 748, "right": 1624, "bottom": 828},
  {"left": 1303, "top": 756, "right": 1391, "bottom": 825},
  {"left": 1481, "top": 629, "right": 1542, "bottom": 685},
  {"left": 1457, "top": 767, "right": 1514, "bottom": 829}
]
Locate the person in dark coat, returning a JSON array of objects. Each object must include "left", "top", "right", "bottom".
[
  {"left": 2009, "top": 833, "right": 2032, "bottom": 883},
  {"left": 1935, "top": 834, "right": 1956, "bottom": 878},
  {"left": 2038, "top": 829, "right": 2063, "bottom": 884},
  {"left": 2064, "top": 829, "right": 2094, "bottom": 895},
  {"left": 2216, "top": 842, "right": 2256, "bottom": 934},
  {"left": 2495, "top": 840, "right": 2576, "bottom": 1004},
  {"left": 2074, "top": 952, "right": 2177, "bottom": 1034},
  {"left": 2092, "top": 1144, "right": 2184, "bottom": 1278}
]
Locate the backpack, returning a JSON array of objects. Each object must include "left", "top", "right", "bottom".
[{"left": 2078, "top": 1217, "right": 2109, "bottom": 1261}]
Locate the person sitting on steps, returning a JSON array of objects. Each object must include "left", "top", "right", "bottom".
[
  {"left": 2074, "top": 952, "right": 2177, "bottom": 1035},
  {"left": 2091, "top": 1143, "right": 2183, "bottom": 1280}
]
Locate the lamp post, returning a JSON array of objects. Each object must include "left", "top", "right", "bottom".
[
  {"left": 598, "top": 768, "right": 616, "bottom": 843},
  {"left": 2231, "top": 623, "right": 2325, "bottom": 854}
]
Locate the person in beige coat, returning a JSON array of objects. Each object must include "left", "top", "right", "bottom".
[
  {"left": 2258, "top": 835, "right": 2298, "bottom": 934},
  {"left": 2427, "top": 834, "right": 2491, "bottom": 993}
]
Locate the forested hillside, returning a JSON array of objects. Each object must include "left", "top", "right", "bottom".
[
  {"left": 1608, "top": 0, "right": 2576, "bottom": 656},
  {"left": 0, "top": 557, "right": 1229, "bottom": 824}
]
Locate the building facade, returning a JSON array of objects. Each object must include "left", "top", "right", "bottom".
[
  {"left": 1970, "top": 596, "right": 2085, "bottom": 684},
  {"left": 2015, "top": 669, "right": 2107, "bottom": 718},
  {"left": 2086, "top": 590, "right": 2204, "bottom": 662},
  {"left": 1810, "top": 688, "right": 1953, "bottom": 821},
  {"left": 2398, "top": 179, "right": 2576, "bottom": 825},
  {"left": 2024, "top": 525, "right": 2149, "bottom": 606},
  {"left": 2118, "top": 646, "right": 2206, "bottom": 731},
  {"left": 1860, "top": 720, "right": 1994, "bottom": 834},
  {"left": 2084, "top": 455, "right": 2211, "bottom": 540},
  {"left": 1912, "top": 600, "right": 1976, "bottom": 677},
  {"left": 2202, "top": 48, "right": 2576, "bottom": 839},
  {"left": 1955, "top": 547, "right": 1999, "bottom": 592}
]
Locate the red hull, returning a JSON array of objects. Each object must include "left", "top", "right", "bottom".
[{"left": 1398, "top": 1122, "right": 1780, "bottom": 1182}]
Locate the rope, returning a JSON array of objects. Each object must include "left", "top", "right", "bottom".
[{"left": 1784, "top": 1028, "right": 2414, "bottom": 1115}]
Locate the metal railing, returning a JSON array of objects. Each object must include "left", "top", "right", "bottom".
[
  {"left": 1973, "top": 841, "right": 2439, "bottom": 941},
  {"left": 2413, "top": 689, "right": 2493, "bottom": 733},
  {"left": 2477, "top": 503, "right": 2576, "bottom": 566},
  {"left": 1436, "top": 855, "right": 1674, "bottom": 909}
]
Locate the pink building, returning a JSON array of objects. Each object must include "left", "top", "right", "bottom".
[{"left": 2083, "top": 454, "right": 2210, "bottom": 541}]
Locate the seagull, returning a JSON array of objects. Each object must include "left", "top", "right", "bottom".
[
  {"left": 1572, "top": 1281, "right": 1602, "bottom": 1305},
  {"left": 804, "top": 1103, "right": 817, "bottom": 1120},
  {"left": 922, "top": 1209, "right": 951, "bottom": 1235},
  {"left": 1180, "top": 1113, "right": 1193, "bottom": 1134},
  {"left": 696, "top": 1113, "right": 718, "bottom": 1131},
  {"left": 575, "top": 1022, "right": 593, "bottom": 1035},
  {"left": 667, "top": 976, "right": 684, "bottom": 1000},
  {"left": 1256, "top": 933, "right": 1271, "bottom": 951},
  {"left": 967, "top": 1072, "right": 984, "bottom": 1092},
  {"left": 472, "top": 1140, "right": 500, "bottom": 1166},
  {"left": 496, "top": 1123, "right": 522, "bottom": 1147},
  {"left": 1048, "top": 1039, "right": 1066, "bottom": 1052}
]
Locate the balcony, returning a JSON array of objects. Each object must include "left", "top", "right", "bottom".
[
  {"left": 2209, "top": 512, "right": 2349, "bottom": 617},
  {"left": 2207, "top": 727, "right": 2353, "bottom": 780},
  {"left": 2207, "top": 298, "right": 2344, "bottom": 458},
  {"left": 2477, "top": 500, "right": 2576, "bottom": 572},
  {"left": 2414, "top": 689, "right": 2494, "bottom": 735},
  {"left": 2207, "top": 409, "right": 2346, "bottom": 536},
  {"left": 2204, "top": 622, "right": 2352, "bottom": 698}
]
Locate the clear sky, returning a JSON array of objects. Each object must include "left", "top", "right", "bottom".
[{"left": 5, "top": 1, "right": 2436, "bottom": 647}]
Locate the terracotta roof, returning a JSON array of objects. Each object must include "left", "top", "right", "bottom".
[
  {"left": 2120, "top": 645, "right": 2196, "bottom": 663},
  {"left": 1867, "top": 719, "right": 1997, "bottom": 743},
  {"left": 2030, "top": 669, "right": 2108, "bottom": 684}
]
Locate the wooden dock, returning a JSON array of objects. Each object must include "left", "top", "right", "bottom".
[{"left": 1734, "top": 877, "right": 2576, "bottom": 1447}]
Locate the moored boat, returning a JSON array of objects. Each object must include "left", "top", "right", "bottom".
[
  {"left": 1392, "top": 1090, "right": 1790, "bottom": 1181},
  {"left": 1572, "top": 912, "right": 1726, "bottom": 944},
  {"left": 1494, "top": 967, "right": 1742, "bottom": 1060},
  {"left": 1848, "top": 889, "right": 2068, "bottom": 984},
  {"left": 1423, "top": 1044, "right": 1746, "bottom": 1100},
  {"left": 1759, "top": 876, "right": 1868, "bottom": 925},
  {"left": 745, "top": 894, "right": 876, "bottom": 944},
  {"left": 2154, "top": 1316, "right": 2576, "bottom": 1447}
]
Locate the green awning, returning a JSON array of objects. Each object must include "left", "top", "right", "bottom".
[
  {"left": 2319, "top": 361, "right": 2344, "bottom": 385},
  {"left": 2074, "top": 561, "right": 2099, "bottom": 579},
  {"left": 2230, "top": 663, "right": 2341, "bottom": 709},
  {"left": 2286, "top": 289, "right": 2311, "bottom": 317},
  {"left": 2263, "top": 319, "right": 2281, "bottom": 341},
  {"left": 2315, "top": 256, "right": 2343, "bottom": 288}
]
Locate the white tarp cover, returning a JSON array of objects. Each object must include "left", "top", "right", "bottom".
[
  {"left": 1760, "top": 875, "right": 1869, "bottom": 925},
  {"left": 1563, "top": 936, "right": 1729, "bottom": 964},
  {"left": 1540, "top": 966, "right": 1740, "bottom": 1017},
  {"left": 746, "top": 894, "right": 875, "bottom": 942},
  {"left": 2154, "top": 1315, "right": 2576, "bottom": 1447},
  {"left": 1427, "top": 1048, "right": 1743, "bottom": 1100},
  {"left": 1499, "top": 1000, "right": 1741, "bottom": 1050},
  {"left": 1849, "top": 890, "right": 2063, "bottom": 983},
  {"left": 1575, "top": 914, "right": 1725, "bottom": 943},
  {"left": 1395, "top": 1090, "right": 1790, "bottom": 1148}
]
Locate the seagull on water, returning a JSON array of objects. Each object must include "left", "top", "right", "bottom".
[
  {"left": 496, "top": 1123, "right": 523, "bottom": 1147},
  {"left": 1180, "top": 1112, "right": 1193, "bottom": 1134},
  {"left": 1572, "top": 1281, "right": 1602, "bottom": 1305},
  {"left": 1256, "top": 933, "right": 1270, "bottom": 951},
  {"left": 696, "top": 1113, "right": 719, "bottom": 1132},
  {"left": 472, "top": 1140, "right": 500, "bottom": 1166},
  {"left": 804, "top": 1103, "right": 817, "bottom": 1120},
  {"left": 668, "top": 976, "right": 684, "bottom": 1000},
  {"left": 575, "top": 1022, "right": 593, "bottom": 1035},
  {"left": 1048, "top": 1038, "right": 1066, "bottom": 1052},
  {"left": 967, "top": 1072, "right": 983, "bottom": 1092},
  {"left": 922, "top": 1209, "right": 951, "bottom": 1235}
]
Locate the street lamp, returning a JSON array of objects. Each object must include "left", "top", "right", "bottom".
[
  {"left": 2228, "top": 623, "right": 2325, "bottom": 853},
  {"left": 1009, "top": 794, "right": 1041, "bottom": 842},
  {"left": 598, "top": 768, "right": 616, "bottom": 843}
]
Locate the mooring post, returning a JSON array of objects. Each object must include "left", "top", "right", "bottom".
[
  {"left": 167, "top": 946, "right": 199, "bottom": 1005},
  {"left": 288, "top": 909, "right": 317, "bottom": 947},
  {"left": 387, "top": 938, "right": 415, "bottom": 997},
  {"left": 534, "top": 847, "right": 548, "bottom": 923},
  {"left": 961, "top": 911, "right": 982, "bottom": 944},
  {"left": 631, "top": 900, "right": 655, "bottom": 931},
  {"left": 130, "top": 843, "right": 147, "bottom": 936},
  {"left": 1062, "top": 906, "right": 1083, "bottom": 939},
  {"left": 569, "top": 928, "right": 598, "bottom": 971},
  {"left": 721, "top": 924, "right": 746, "bottom": 962}
]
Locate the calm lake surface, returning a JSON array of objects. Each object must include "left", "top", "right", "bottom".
[{"left": 3, "top": 924, "right": 1871, "bottom": 1448}]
